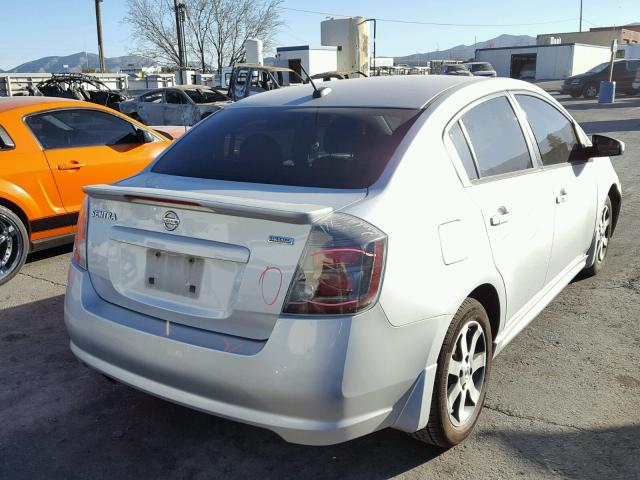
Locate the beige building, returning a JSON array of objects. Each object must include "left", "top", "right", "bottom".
[{"left": 537, "top": 25, "right": 640, "bottom": 47}]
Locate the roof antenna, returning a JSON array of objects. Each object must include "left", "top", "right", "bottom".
[{"left": 299, "top": 64, "right": 331, "bottom": 99}]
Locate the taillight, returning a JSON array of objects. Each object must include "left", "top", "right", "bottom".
[
  {"left": 72, "top": 196, "right": 89, "bottom": 270},
  {"left": 282, "top": 214, "right": 387, "bottom": 315}
]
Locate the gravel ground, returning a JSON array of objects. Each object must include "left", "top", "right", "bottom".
[{"left": 1, "top": 90, "right": 639, "bottom": 480}]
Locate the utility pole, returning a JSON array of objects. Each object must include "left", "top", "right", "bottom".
[
  {"left": 95, "top": 0, "right": 106, "bottom": 72},
  {"left": 174, "top": 0, "right": 187, "bottom": 84},
  {"left": 579, "top": 0, "right": 583, "bottom": 32}
]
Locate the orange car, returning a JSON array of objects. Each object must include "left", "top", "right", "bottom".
[{"left": 0, "top": 96, "right": 176, "bottom": 285}]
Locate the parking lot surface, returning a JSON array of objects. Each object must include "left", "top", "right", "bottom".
[{"left": 1, "top": 89, "right": 639, "bottom": 479}]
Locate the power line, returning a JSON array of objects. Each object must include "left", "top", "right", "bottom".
[{"left": 278, "top": 6, "right": 578, "bottom": 28}]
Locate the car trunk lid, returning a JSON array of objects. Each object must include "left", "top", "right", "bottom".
[{"left": 85, "top": 178, "right": 366, "bottom": 340}]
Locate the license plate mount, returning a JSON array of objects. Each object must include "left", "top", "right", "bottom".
[{"left": 144, "top": 249, "right": 204, "bottom": 298}]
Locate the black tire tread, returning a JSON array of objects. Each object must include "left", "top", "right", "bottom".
[
  {"left": 583, "top": 196, "right": 613, "bottom": 278},
  {"left": 410, "top": 298, "right": 489, "bottom": 448},
  {"left": 0, "top": 205, "right": 29, "bottom": 286}
]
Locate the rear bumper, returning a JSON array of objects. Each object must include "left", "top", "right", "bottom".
[{"left": 64, "top": 263, "right": 450, "bottom": 445}]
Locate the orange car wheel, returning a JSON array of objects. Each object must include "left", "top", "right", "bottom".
[{"left": 0, "top": 205, "right": 29, "bottom": 285}]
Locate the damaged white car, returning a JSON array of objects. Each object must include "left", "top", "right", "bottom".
[{"left": 119, "top": 86, "right": 231, "bottom": 126}]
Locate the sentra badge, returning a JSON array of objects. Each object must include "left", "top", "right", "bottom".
[
  {"left": 91, "top": 210, "right": 117, "bottom": 221},
  {"left": 268, "top": 235, "right": 295, "bottom": 245}
]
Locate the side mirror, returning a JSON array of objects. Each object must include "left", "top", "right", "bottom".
[
  {"left": 153, "top": 129, "right": 174, "bottom": 140},
  {"left": 591, "top": 134, "right": 625, "bottom": 157},
  {"left": 135, "top": 127, "right": 155, "bottom": 144}
]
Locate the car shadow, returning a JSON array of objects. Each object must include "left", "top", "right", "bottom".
[
  {"left": 25, "top": 243, "right": 73, "bottom": 264},
  {"left": 0, "top": 296, "right": 445, "bottom": 479},
  {"left": 483, "top": 425, "right": 640, "bottom": 479},
  {"left": 579, "top": 119, "right": 640, "bottom": 134},
  {"left": 565, "top": 99, "right": 640, "bottom": 110}
]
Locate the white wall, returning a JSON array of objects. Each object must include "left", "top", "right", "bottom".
[
  {"left": 571, "top": 45, "right": 613, "bottom": 76},
  {"left": 476, "top": 45, "right": 612, "bottom": 80},
  {"left": 475, "top": 48, "right": 538, "bottom": 77},
  {"left": 308, "top": 49, "right": 338, "bottom": 75},
  {"left": 535, "top": 45, "right": 573, "bottom": 79},
  {"left": 276, "top": 48, "right": 337, "bottom": 76}
]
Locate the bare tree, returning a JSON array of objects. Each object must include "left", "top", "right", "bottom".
[
  {"left": 125, "top": 0, "right": 283, "bottom": 72},
  {"left": 208, "top": 0, "right": 283, "bottom": 72},
  {"left": 184, "top": 0, "right": 215, "bottom": 72},
  {"left": 124, "top": 0, "right": 181, "bottom": 66}
]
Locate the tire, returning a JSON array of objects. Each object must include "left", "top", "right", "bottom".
[
  {"left": 411, "top": 298, "right": 493, "bottom": 448},
  {"left": 0, "top": 205, "right": 29, "bottom": 286},
  {"left": 583, "top": 83, "right": 598, "bottom": 99},
  {"left": 583, "top": 196, "right": 613, "bottom": 277}
]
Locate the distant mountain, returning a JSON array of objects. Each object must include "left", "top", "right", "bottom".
[
  {"left": 8, "top": 52, "right": 157, "bottom": 73},
  {"left": 394, "top": 34, "right": 536, "bottom": 65}
]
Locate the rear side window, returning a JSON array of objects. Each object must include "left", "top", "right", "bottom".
[
  {"left": 152, "top": 107, "right": 421, "bottom": 189},
  {"left": 0, "top": 124, "right": 15, "bottom": 150},
  {"left": 516, "top": 95, "right": 580, "bottom": 165},
  {"left": 448, "top": 122, "right": 478, "bottom": 180},
  {"left": 461, "top": 96, "right": 532, "bottom": 178},
  {"left": 166, "top": 90, "right": 186, "bottom": 104},
  {"left": 142, "top": 91, "right": 163, "bottom": 103},
  {"left": 26, "top": 109, "right": 139, "bottom": 150}
]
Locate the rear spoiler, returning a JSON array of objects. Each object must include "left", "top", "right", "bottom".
[{"left": 83, "top": 185, "right": 333, "bottom": 225}]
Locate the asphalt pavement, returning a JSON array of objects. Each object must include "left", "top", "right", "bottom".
[{"left": 1, "top": 89, "right": 638, "bottom": 480}]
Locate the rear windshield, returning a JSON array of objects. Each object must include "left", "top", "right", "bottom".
[
  {"left": 470, "top": 63, "right": 493, "bottom": 72},
  {"left": 151, "top": 106, "right": 421, "bottom": 189}
]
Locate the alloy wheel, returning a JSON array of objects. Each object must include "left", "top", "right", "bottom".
[
  {"left": 585, "top": 85, "right": 598, "bottom": 98},
  {"left": 446, "top": 320, "right": 487, "bottom": 427},
  {"left": 596, "top": 203, "right": 612, "bottom": 263},
  {"left": 0, "top": 213, "right": 23, "bottom": 281}
]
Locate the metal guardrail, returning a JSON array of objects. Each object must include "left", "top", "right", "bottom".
[{"left": 0, "top": 73, "right": 128, "bottom": 97}]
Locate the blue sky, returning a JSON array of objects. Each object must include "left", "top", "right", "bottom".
[{"left": 0, "top": 0, "right": 637, "bottom": 70}]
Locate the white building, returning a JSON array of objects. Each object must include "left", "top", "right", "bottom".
[
  {"left": 275, "top": 45, "right": 338, "bottom": 77},
  {"left": 371, "top": 57, "right": 394, "bottom": 68},
  {"left": 618, "top": 43, "right": 640, "bottom": 59},
  {"left": 475, "top": 43, "right": 612, "bottom": 80}
]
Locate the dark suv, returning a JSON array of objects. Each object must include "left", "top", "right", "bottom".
[{"left": 561, "top": 59, "right": 640, "bottom": 98}]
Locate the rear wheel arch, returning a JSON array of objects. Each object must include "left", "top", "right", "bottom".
[
  {"left": 0, "top": 197, "right": 30, "bottom": 238},
  {"left": 467, "top": 283, "right": 501, "bottom": 342},
  {"left": 608, "top": 184, "right": 621, "bottom": 234}
]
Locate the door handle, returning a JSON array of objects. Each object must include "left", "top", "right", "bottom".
[
  {"left": 490, "top": 206, "right": 510, "bottom": 226},
  {"left": 58, "top": 161, "right": 86, "bottom": 170},
  {"left": 556, "top": 188, "right": 569, "bottom": 204}
]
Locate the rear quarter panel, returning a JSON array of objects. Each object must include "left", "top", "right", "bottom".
[{"left": 0, "top": 111, "right": 66, "bottom": 228}]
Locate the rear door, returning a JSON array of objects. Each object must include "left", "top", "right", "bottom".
[
  {"left": 163, "top": 89, "right": 198, "bottom": 125},
  {"left": 514, "top": 93, "right": 597, "bottom": 282},
  {"left": 25, "top": 108, "right": 167, "bottom": 213},
  {"left": 450, "top": 94, "right": 554, "bottom": 324},
  {"left": 136, "top": 91, "right": 164, "bottom": 125}
]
